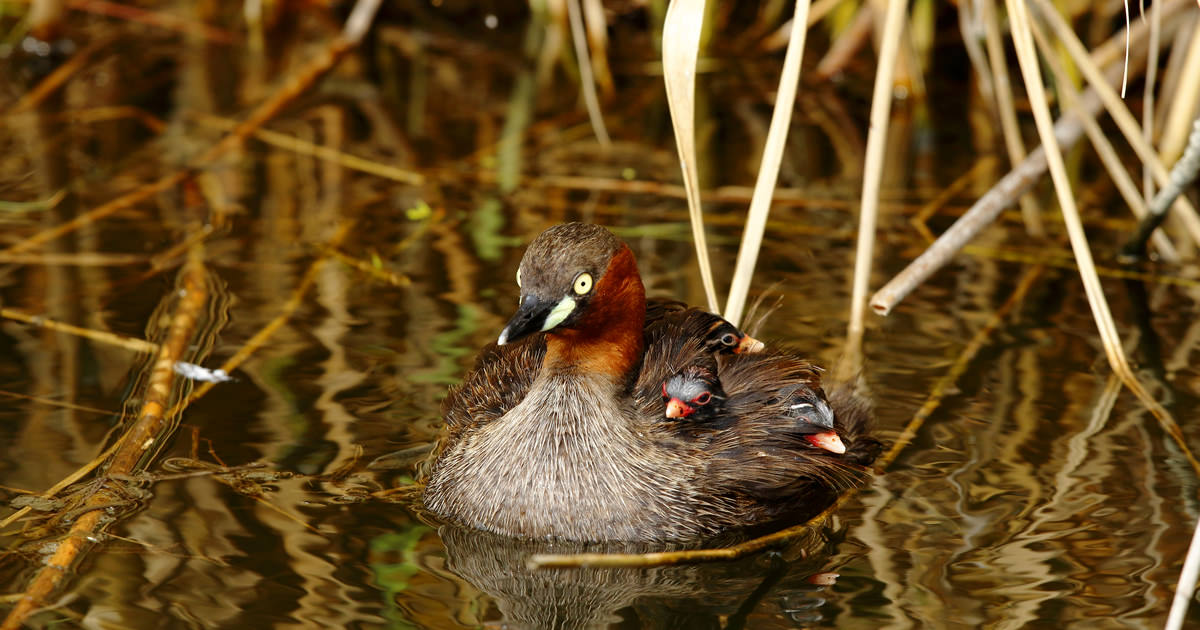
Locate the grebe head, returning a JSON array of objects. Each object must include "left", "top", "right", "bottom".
[{"left": 497, "top": 223, "right": 641, "bottom": 347}]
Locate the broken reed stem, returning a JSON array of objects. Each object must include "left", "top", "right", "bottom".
[
  {"left": 869, "top": 0, "right": 1188, "bottom": 316},
  {"left": 0, "top": 307, "right": 160, "bottom": 354},
  {"left": 662, "top": 0, "right": 720, "bottom": 312},
  {"left": 840, "top": 0, "right": 907, "bottom": 374},
  {"left": 722, "top": 0, "right": 812, "bottom": 327},
  {"left": 1008, "top": 0, "right": 1200, "bottom": 478},
  {"left": 1124, "top": 116, "right": 1200, "bottom": 258},
  {"left": 1025, "top": 15, "right": 1180, "bottom": 262},
  {"left": 529, "top": 264, "right": 1047, "bottom": 570},
  {"left": 1005, "top": 0, "right": 1119, "bottom": 369},
  {"left": 1029, "top": 0, "right": 1200, "bottom": 248},
  {"left": 0, "top": 247, "right": 207, "bottom": 630}
]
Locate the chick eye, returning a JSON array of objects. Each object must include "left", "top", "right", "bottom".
[
  {"left": 573, "top": 272, "right": 593, "bottom": 295},
  {"left": 516, "top": 268, "right": 522, "bottom": 287},
  {"left": 694, "top": 392, "right": 712, "bottom": 405},
  {"left": 720, "top": 333, "right": 737, "bottom": 346}
]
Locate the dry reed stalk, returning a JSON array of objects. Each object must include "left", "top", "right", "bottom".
[
  {"left": 981, "top": 0, "right": 1043, "bottom": 237},
  {"left": 956, "top": 0, "right": 994, "bottom": 107},
  {"left": 566, "top": 0, "right": 610, "bottom": 146},
  {"left": 580, "top": 0, "right": 613, "bottom": 99},
  {"left": 1008, "top": 0, "right": 1200, "bottom": 479},
  {"left": 1157, "top": 17, "right": 1200, "bottom": 166},
  {"left": 1167, "top": 513, "right": 1200, "bottom": 629},
  {"left": 838, "top": 0, "right": 907, "bottom": 379},
  {"left": 0, "top": 248, "right": 207, "bottom": 630},
  {"left": 1143, "top": 0, "right": 1162, "bottom": 200},
  {"left": 722, "top": 0, "right": 813, "bottom": 327},
  {"left": 0, "top": 307, "right": 159, "bottom": 353},
  {"left": 869, "top": 0, "right": 1190, "bottom": 316},
  {"left": 2, "top": 0, "right": 381, "bottom": 258},
  {"left": 662, "top": 0, "right": 719, "bottom": 312},
  {"left": 815, "top": 3, "right": 873, "bottom": 79},
  {"left": 1029, "top": 0, "right": 1200, "bottom": 247},
  {"left": 29, "top": 0, "right": 66, "bottom": 40},
  {"left": 1026, "top": 16, "right": 1180, "bottom": 261},
  {"left": 759, "top": 0, "right": 844, "bottom": 51},
  {"left": 529, "top": 263, "right": 1047, "bottom": 570}
]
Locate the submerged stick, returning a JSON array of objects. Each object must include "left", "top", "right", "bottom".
[{"left": 0, "top": 248, "right": 207, "bottom": 630}]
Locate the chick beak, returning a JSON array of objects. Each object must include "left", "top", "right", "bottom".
[
  {"left": 664, "top": 399, "right": 694, "bottom": 419},
  {"left": 735, "top": 334, "right": 765, "bottom": 354},
  {"left": 805, "top": 431, "right": 846, "bottom": 454}
]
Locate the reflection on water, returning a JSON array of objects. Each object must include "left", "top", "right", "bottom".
[{"left": 2, "top": 6, "right": 1200, "bottom": 629}]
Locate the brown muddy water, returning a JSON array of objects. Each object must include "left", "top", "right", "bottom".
[{"left": 2, "top": 5, "right": 1200, "bottom": 629}]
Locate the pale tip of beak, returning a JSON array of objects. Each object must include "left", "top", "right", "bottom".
[
  {"left": 738, "top": 335, "right": 765, "bottom": 353},
  {"left": 806, "top": 431, "right": 846, "bottom": 454},
  {"left": 664, "top": 399, "right": 690, "bottom": 419},
  {"left": 497, "top": 329, "right": 510, "bottom": 346}
]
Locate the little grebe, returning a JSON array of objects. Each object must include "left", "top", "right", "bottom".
[{"left": 422, "top": 223, "right": 880, "bottom": 542}]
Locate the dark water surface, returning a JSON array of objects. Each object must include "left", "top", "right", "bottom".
[{"left": 3, "top": 7, "right": 1200, "bottom": 629}]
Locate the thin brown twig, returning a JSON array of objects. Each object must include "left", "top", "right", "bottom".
[
  {"left": 0, "top": 307, "right": 159, "bottom": 354},
  {"left": 1, "top": 246, "right": 207, "bottom": 630}
]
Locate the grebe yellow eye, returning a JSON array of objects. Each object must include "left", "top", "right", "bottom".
[
  {"left": 573, "top": 272, "right": 593, "bottom": 295},
  {"left": 516, "top": 268, "right": 521, "bottom": 287}
]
